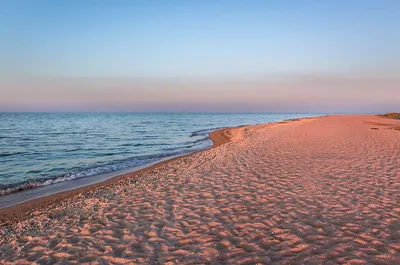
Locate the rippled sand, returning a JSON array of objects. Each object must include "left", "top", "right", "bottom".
[{"left": 1, "top": 115, "right": 399, "bottom": 264}]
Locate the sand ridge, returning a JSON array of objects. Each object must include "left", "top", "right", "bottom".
[{"left": 1, "top": 115, "right": 399, "bottom": 264}]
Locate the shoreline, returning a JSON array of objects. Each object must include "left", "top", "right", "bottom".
[
  {"left": 0, "top": 116, "right": 315, "bottom": 225},
  {"left": 1, "top": 114, "right": 399, "bottom": 264},
  {"left": 0, "top": 125, "right": 236, "bottom": 225}
]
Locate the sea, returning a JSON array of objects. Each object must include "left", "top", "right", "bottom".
[{"left": 0, "top": 112, "right": 321, "bottom": 207}]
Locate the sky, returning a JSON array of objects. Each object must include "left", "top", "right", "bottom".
[{"left": 0, "top": 0, "right": 399, "bottom": 112}]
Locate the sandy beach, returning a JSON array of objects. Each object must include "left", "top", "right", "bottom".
[{"left": 0, "top": 114, "right": 399, "bottom": 264}]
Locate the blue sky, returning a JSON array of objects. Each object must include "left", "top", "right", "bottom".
[
  {"left": 0, "top": 1, "right": 399, "bottom": 112},
  {"left": 2, "top": 0, "right": 399, "bottom": 78}
]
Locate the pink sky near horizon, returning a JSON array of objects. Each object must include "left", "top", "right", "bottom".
[{"left": 1, "top": 75, "right": 399, "bottom": 113}]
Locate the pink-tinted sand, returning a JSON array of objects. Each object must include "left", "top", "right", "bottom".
[{"left": 0, "top": 115, "right": 399, "bottom": 264}]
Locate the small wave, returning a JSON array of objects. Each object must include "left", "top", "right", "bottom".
[
  {"left": 0, "top": 167, "right": 123, "bottom": 196},
  {"left": 0, "top": 133, "right": 212, "bottom": 197},
  {"left": 190, "top": 127, "right": 221, "bottom": 137},
  {"left": 192, "top": 136, "right": 211, "bottom": 144},
  {"left": 21, "top": 137, "right": 35, "bottom": 141},
  {"left": 138, "top": 121, "right": 154, "bottom": 125},
  {"left": 0, "top": 152, "right": 24, "bottom": 158},
  {"left": 27, "top": 169, "right": 41, "bottom": 174},
  {"left": 65, "top": 147, "right": 83, "bottom": 153},
  {"left": 49, "top": 131, "right": 82, "bottom": 135},
  {"left": 0, "top": 151, "right": 184, "bottom": 196},
  {"left": 0, "top": 182, "right": 41, "bottom": 195},
  {"left": 174, "top": 136, "right": 210, "bottom": 148},
  {"left": 120, "top": 142, "right": 168, "bottom": 148}
]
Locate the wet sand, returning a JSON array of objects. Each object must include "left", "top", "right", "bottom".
[{"left": 1, "top": 115, "right": 399, "bottom": 264}]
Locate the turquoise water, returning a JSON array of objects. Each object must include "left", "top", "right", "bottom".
[{"left": 0, "top": 113, "right": 320, "bottom": 196}]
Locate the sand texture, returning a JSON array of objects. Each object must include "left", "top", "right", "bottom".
[{"left": 1, "top": 115, "right": 399, "bottom": 264}]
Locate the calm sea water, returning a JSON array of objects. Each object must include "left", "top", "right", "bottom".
[{"left": 0, "top": 113, "right": 320, "bottom": 197}]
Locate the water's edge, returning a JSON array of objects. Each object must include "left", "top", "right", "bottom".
[
  {"left": 0, "top": 138, "right": 213, "bottom": 196},
  {"left": 0, "top": 126, "right": 223, "bottom": 209},
  {"left": 0, "top": 150, "right": 202, "bottom": 209},
  {"left": 0, "top": 114, "right": 321, "bottom": 209}
]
